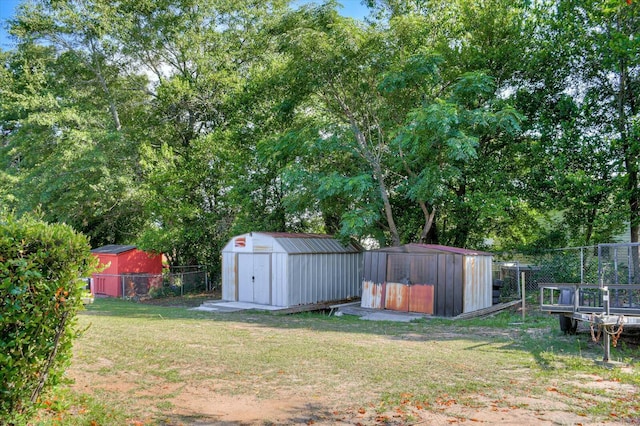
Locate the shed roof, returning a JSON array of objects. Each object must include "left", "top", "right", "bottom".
[
  {"left": 249, "top": 232, "right": 362, "bottom": 254},
  {"left": 370, "top": 243, "right": 492, "bottom": 256},
  {"left": 91, "top": 244, "right": 137, "bottom": 255}
]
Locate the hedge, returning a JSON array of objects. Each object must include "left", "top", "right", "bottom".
[{"left": 0, "top": 214, "right": 99, "bottom": 424}]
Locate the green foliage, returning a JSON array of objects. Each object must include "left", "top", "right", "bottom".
[
  {"left": 517, "top": 0, "right": 639, "bottom": 246},
  {"left": 266, "top": 3, "right": 528, "bottom": 246},
  {"left": 0, "top": 14, "right": 149, "bottom": 246},
  {"left": 0, "top": 213, "right": 99, "bottom": 423},
  {"left": 2, "top": 0, "right": 638, "bottom": 276}
]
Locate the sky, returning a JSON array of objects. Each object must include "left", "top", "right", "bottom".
[
  {"left": 0, "top": 0, "right": 369, "bottom": 50},
  {"left": 0, "top": 0, "right": 20, "bottom": 49}
]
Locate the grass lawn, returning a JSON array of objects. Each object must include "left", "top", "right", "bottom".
[{"left": 34, "top": 296, "right": 640, "bottom": 425}]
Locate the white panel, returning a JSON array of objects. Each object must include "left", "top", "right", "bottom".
[
  {"left": 253, "top": 254, "right": 271, "bottom": 304},
  {"left": 221, "top": 253, "right": 237, "bottom": 301},
  {"left": 463, "top": 256, "right": 492, "bottom": 312},
  {"left": 252, "top": 235, "right": 274, "bottom": 253},
  {"left": 361, "top": 281, "right": 383, "bottom": 308},
  {"left": 238, "top": 253, "right": 254, "bottom": 302},
  {"left": 272, "top": 253, "right": 288, "bottom": 307}
]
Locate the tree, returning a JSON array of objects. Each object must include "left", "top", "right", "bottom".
[
  {"left": 1, "top": 0, "right": 151, "bottom": 246},
  {"left": 268, "top": 2, "right": 523, "bottom": 247},
  {"left": 516, "top": 0, "right": 638, "bottom": 246},
  {"left": 114, "top": 0, "right": 290, "bottom": 272}
]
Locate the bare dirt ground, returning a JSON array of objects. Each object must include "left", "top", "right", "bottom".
[{"left": 68, "top": 360, "right": 636, "bottom": 425}]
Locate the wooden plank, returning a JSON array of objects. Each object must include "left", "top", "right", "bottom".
[
  {"left": 453, "top": 300, "right": 521, "bottom": 320},
  {"left": 272, "top": 299, "right": 359, "bottom": 315},
  {"left": 329, "top": 301, "right": 361, "bottom": 309}
]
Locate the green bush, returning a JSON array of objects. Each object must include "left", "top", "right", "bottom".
[{"left": 0, "top": 214, "right": 99, "bottom": 424}]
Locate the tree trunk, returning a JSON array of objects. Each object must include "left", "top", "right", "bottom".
[
  {"left": 370, "top": 153, "right": 401, "bottom": 246},
  {"left": 332, "top": 91, "right": 401, "bottom": 245},
  {"left": 418, "top": 201, "right": 435, "bottom": 243},
  {"left": 453, "top": 182, "right": 472, "bottom": 247},
  {"left": 91, "top": 47, "right": 122, "bottom": 131}
]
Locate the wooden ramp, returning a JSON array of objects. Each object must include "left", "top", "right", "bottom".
[{"left": 453, "top": 300, "right": 521, "bottom": 320}]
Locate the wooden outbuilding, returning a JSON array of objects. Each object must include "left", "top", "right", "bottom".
[
  {"left": 221, "top": 232, "right": 362, "bottom": 307},
  {"left": 361, "top": 244, "right": 493, "bottom": 317},
  {"left": 91, "top": 245, "right": 163, "bottom": 298}
]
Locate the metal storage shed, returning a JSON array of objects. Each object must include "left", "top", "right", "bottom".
[
  {"left": 361, "top": 244, "right": 493, "bottom": 317},
  {"left": 222, "top": 232, "right": 362, "bottom": 307}
]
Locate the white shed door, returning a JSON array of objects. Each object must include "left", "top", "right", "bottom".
[{"left": 238, "top": 253, "right": 271, "bottom": 304}]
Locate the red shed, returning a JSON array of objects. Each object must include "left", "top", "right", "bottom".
[{"left": 91, "top": 245, "right": 163, "bottom": 298}]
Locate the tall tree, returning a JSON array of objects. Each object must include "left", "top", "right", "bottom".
[
  {"left": 268, "top": 3, "right": 523, "bottom": 247},
  {"left": 0, "top": 14, "right": 148, "bottom": 246},
  {"left": 517, "top": 0, "right": 638, "bottom": 246}
]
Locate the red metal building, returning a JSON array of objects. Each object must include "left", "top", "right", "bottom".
[{"left": 91, "top": 245, "right": 163, "bottom": 298}]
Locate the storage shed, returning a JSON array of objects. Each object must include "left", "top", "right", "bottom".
[
  {"left": 361, "top": 244, "right": 493, "bottom": 317},
  {"left": 222, "top": 232, "right": 362, "bottom": 307},
  {"left": 91, "top": 245, "right": 163, "bottom": 298}
]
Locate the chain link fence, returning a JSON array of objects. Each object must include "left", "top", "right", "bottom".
[
  {"left": 159, "top": 266, "right": 210, "bottom": 297},
  {"left": 492, "top": 246, "right": 600, "bottom": 301},
  {"left": 92, "top": 265, "right": 209, "bottom": 300},
  {"left": 493, "top": 244, "right": 640, "bottom": 302}
]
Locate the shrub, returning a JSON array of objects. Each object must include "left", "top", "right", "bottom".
[{"left": 0, "top": 213, "right": 99, "bottom": 424}]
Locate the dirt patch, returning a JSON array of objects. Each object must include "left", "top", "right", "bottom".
[
  {"left": 169, "top": 386, "right": 312, "bottom": 424},
  {"left": 66, "top": 366, "right": 636, "bottom": 425}
]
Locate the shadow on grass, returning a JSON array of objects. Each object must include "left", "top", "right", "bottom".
[{"left": 80, "top": 297, "right": 624, "bottom": 367}]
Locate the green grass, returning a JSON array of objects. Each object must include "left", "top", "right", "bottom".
[{"left": 35, "top": 297, "right": 640, "bottom": 425}]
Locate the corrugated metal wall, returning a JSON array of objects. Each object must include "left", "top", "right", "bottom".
[
  {"left": 362, "top": 249, "right": 491, "bottom": 317},
  {"left": 221, "top": 252, "right": 237, "bottom": 301},
  {"left": 463, "top": 255, "right": 492, "bottom": 312},
  {"left": 363, "top": 251, "right": 387, "bottom": 284},
  {"left": 271, "top": 253, "right": 288, "bottom": 307},
  {"left": 287, "top": 253, "right": 362, "bottom": 306},
  {"left": 361, "top": 281, "right": 385, "bottom": 308},
  {"left": 436, "top": 253, "right": 463, "bottom": 317}
]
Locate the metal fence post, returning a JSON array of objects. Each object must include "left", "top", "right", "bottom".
[{"left": 580, "top": 247, "right": 584, "bottom": 284}]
